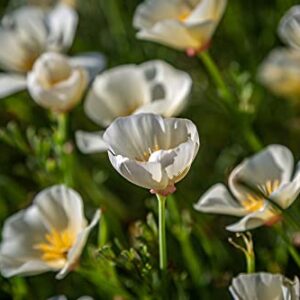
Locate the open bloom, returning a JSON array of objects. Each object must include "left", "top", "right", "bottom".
[
  {"left": 194, "top": 145, "right": 300, "bottom": 232},
  {"left": 0, "top": 4, "right": 105, "bottom": 99},
  {"left": 76, "top": 60, "right": 192, "bottom": 153},
  {"left": 133, "top": 0, "right": 227, "bottom": 52},
  {"left": 258, "top": 48, "right": 300, "bottom": 100},
  {"left": 229, "top": 273, "right": 300, "bottom": 300},
  {"left": 278, "top": 5, "right": 300, "bottom": 50},
  {"left": 27, "top": 52, "right": 105, "bottom": 112},
  {"left": 0, "top": 185, "right": 100, "bottom": 279},
  {"left": 102, "top": 113, "right": 199, "bottom": 195}
]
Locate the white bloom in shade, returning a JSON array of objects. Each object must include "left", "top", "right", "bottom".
[
  {"left": 278, "top": 5, "right": 300, "bottom": 50},
  {"left": 27, "top": 52, "right": 105, "bottom": 112},
  {"left": 133, "top": 0, "right": 227, "bottom": 52},
  {"left": 102, "top": 113, "right": 199, "bottom": 195},
  {"left": 194, "top": 145, "right": 300, "bottom": 232},
  {"left": 76, "top": 60, "right": 192, "bottom": 154},
  {"left": 229, "top": 273, "right": 300, "bottom": 300},
  {"left": 0, "top": 185, "right": 101, "bottom": 280},
  {"left": 258, "top": 48, "right": 300, "bottom": 100},
  {"left": 0, "top": 3, "right": 78, "bottom": 98}
]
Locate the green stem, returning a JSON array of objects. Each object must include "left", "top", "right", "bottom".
[
  {"left": 198, "top": 51, "right": 232, "bottom": 104},
  {"left": 243, "top": 126, "right": 263, "bottom": 152},
  {"left": 246, "top": 253, "right": 255, "bottom": 273},
  {"left": 156, "top": 194, "right": 167, "bottom": 271}
]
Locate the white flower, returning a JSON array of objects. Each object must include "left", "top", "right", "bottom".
[
  {"left": 0, "top": 3, "right": 78, "bottom": 98},
  {"left": 194, "top": 145, "right": 300, "bottom": 232},
  {"left": 76, "top": 60, "right": 192, "bottom": 154},
  {"left": 229, "top": 273, "right": 300, "bottom": 300},
  {"left": 278, "top": 5, "right": 300, "bottom": 50},
  {"left": 0, "top": 185, "right": 101, "bottom": 280},
  {"left": 27, "top": 52, "right": 105, "bottom": 112},
  {"left": 133, "top": 0, "right": 227, "bottom": 52},
  {"left": 258, "top": 48, "right": 300, "bottom": 100},
  {"left": 102, "top": 113, "right": 199, "bottom": 195}
]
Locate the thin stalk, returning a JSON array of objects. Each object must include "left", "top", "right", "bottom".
[
  {"left": 156, "top": 194, "right": 167, "bottom": 271},
  {"left": 246, "top": 252, "right": 255, "bottom": 273},
  {"left": 198, "top": 51, "right": 232, "bottom": 104}
]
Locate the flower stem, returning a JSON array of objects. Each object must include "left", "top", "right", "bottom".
[
  {"left": 198, "top": 51, "right": 232, "bottom": 104},
  {"left": 156, "top": 194, "right": 167, "bottom": 271}
]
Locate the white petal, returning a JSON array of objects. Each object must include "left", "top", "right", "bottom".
[
  {"left": 0, "top": 206, "right": 52, "bottom": 277},
  {"left": 229, "top": 144, "right": 294, "bottom": 203},
  {"left": 75, "top": 130, "right": 108, "bottom": 154},
  {"left": 46, "top": 3, "right": 78, "bottom": 52},
  {"left": 56, "top": 210, "right": 101, "bottom": 280},
  {"left": 0, "top": 74, "right": 26, "bottom": 98},
  {"left": 137, "top": 20, "right": 199, "bottom": 50},
  {"left": 84, "top": 65, "right": 151, "bottom": 127},
  {"left": 194, "top": 184, "right": 247, "bottom": 216},
  {"left": 229, "top": 273, "right": 299, "bottom": 300},
  {"left": 137, "top": 60, "right": 192, "bottom": 116},
  {"left": 69, "top": 52, "right": 106, "bottom": 81},
  {"left": 226, "top": 205, "right": 276, "bottom": 232},
  {"left": 107, "top": 152, "right": 169, "bottom": 190},
  {"left": 33, "top": 185, "right": 86, "bottom": 234},
  {"left": 278, "top": 5, "right": 300, "bottom": 50}
]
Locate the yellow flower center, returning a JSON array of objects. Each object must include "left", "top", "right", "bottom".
[
  {"left": 242, "top": 180, "right": 280, "bottom": 212},
  {"left": 178, "top": 9, "right": 191, "bottom": 22},
  {"left": 34, "top": 228, "right": 75, "bottom": 263},
  {"left": 140, "top": 144, "right": 161, "bottom": 161}
]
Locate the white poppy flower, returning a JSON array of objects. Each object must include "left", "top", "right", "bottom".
[
  {"left": 102, "top": 113, "right": 199, "bottom": 195},
  {"left": 0, "top": 3, "right": 78, "bottom": 98},
  {"left": 278, "top": 5, "right": 300, "bottom": 50},
  {"left": 194, "top": 145, "right": 300, "bottom": 232},
  {"left": 229, "top": 273, "right": 300, "bottom": 300},
  {"left": 258, "top": 48, "right": 300, "bottom": 100},
  {"left": 133, "top": 0, "right": 227, "bottom": 52},
  {"left": 0, "top": 185, "right": 101, "bottom": 280},
  {"left": 76, "top": 60, "right": 192, "bottom": 154},
  {"left": 27, "top": 52, "right": 106, "bottom": 112}
]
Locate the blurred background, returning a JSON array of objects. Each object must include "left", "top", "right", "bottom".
[{"left": 0, "top": 0, "right": 300, "bottom": 299}]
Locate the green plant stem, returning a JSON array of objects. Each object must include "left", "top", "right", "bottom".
[
  {"left": 246, "top": 253, "right": 255, "bottom": 273},
  {"left": 198, "top": 51, "right": 232, "bottom": 104},
  {"left": 156, "top": 194, "right": 167, "bottom": 271},
  {"left": 243, "top": 126, "right": 263, "bottom": 152}
]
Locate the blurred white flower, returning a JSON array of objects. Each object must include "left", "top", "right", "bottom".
[
  {"left": 229, "top": 273, "right": 300, "bottom": 300},
  {"left": 76, "top": 60, "right": 192, "bottom": 153},
  {"left": 0, "top": 185, "right": 100, "bottom": 280},
  {"left": 0, "top": 3, "right": 78, "bottom": 98},
  {"left": 103, "top": 113, "right": 199, "bottom": 196},
  {"left": 194, "top": 145, "right": 300, "bottom": 232},
  {"left": 133, "top": 0, "right": 227, "bottom": 52},
  {"left": 27, "top": 52, "right": 105, "bottom": 112},
  {"left": 279, "top": 5, "right": 300, "bottom": 50},
  {"left": 258, "top": 48, "right": 300, "bottom": 100}
]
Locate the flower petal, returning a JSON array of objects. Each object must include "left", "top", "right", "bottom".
[
  {"left": 46, "top": 3, "right": 78, "bottom": 52},
  {"left": 55, "top": 210, "right": 101, "bottom": 280},
  {"left": 69, "top": 52, "right": 106, "bottom": 81},
  {"left": 75, "top": 130, "right": 108, "bottom": 153},
  {"left": 33, "top": 185, "right": 86, "bottom": 234},
  {"left": 225, "top": 205, "right": 276, "bottom": 232},
  {"left": 0, "top": 73, "right": 26, "bottom": 98},
  {"left": 229, "top": 144, "right": 294, "bottom": 203},
  {"left": 194, "top": 184, "right": 247, "bottom": 216},
  {"left": 84, "top": 65, "right": 151, "bottom": 127}
]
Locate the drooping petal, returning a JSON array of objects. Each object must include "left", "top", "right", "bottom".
[
  {"left": 46, "top": 3, "right": 78, "bottom": 52},
  {"left": 278, "top": 5, "right": 300, "bottom": 50},
  {"left": 56, "top": 210, "right": 101, "bottom": 280},
  {"left": 229, "top": 273, "right": 300, "bottom": 300},
  {"left": 84, "top": 65, "right": 151, "bottom": 127},
  {"left": 33, "top": 185, "right": 86, "bottom": 234},
  {"left": 69, "top": 52, "right": 106, "bottom": 81},
  {"left": 194, "top": 184, "right": 247, "bottom": 217},
  {"left": 75, "top": 130, "right": 108, "bottom": 153},
  {"left": 229, "top": 145, "right": 294, "bottom": 203},
  {"left": 0, "top": 73, "right": 26, "bottom": 98},
  {"left": 225, "top": 204, "right": 276, "bottom": 232}
]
